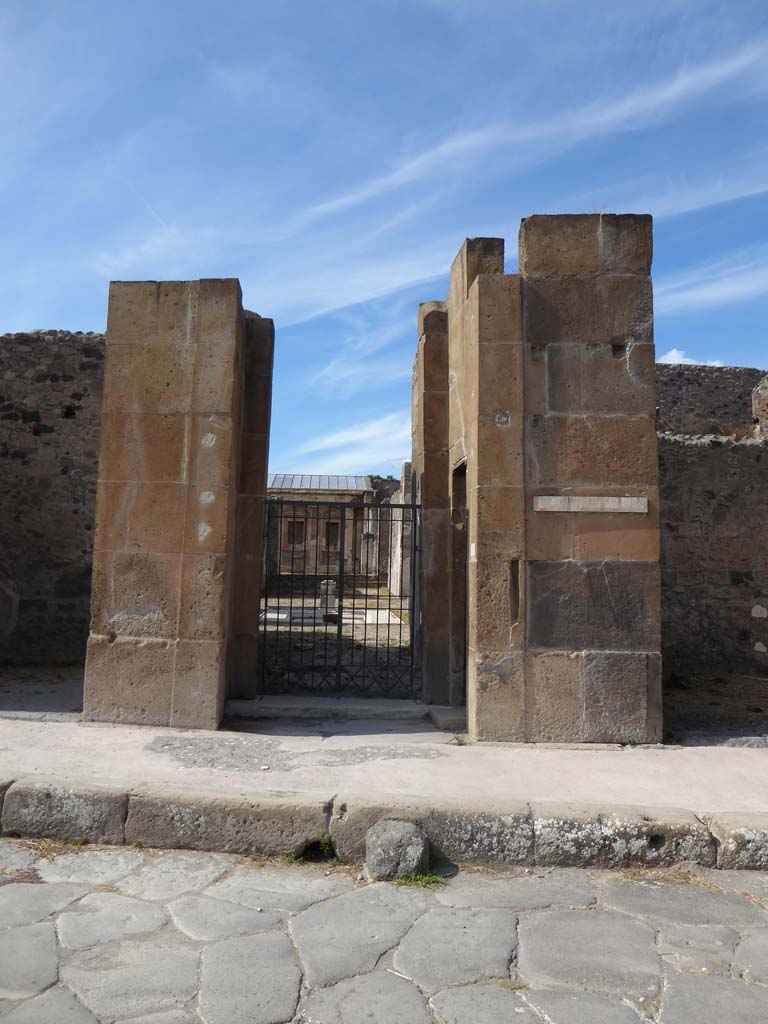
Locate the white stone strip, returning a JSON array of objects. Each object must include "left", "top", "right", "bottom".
[{"left": 533, "top": 495, "right": 648, "bottom": 514}]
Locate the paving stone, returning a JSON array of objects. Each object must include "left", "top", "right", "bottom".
[
  {"left": 206, "top": 864, "right": 354, "bottom": 913},
  {"left": 394, "top": 907, "right": 517, "bottom": 990},
  {"left": 0, "top": 922, "right": 57, "bottom": 999},
  {"left": 657, "top": 925, "right": 738, "bottom": 976},
  {"left": 169, "top": 893, "right": 282, "bottom": 940},
  {"left": 116, "top": 851, "right": 231, "bottom": 900},
  {"left": 733, "top": 928, "right": 768, "bottom": 983},
  {"left": 525, "top": 990, "right": 647, "bottom": 1023},
  {"left": 58, "top": 891, "right": 167, "bottom": 949},
  {"left": 118, "top": 1013, "right": 198, "bottom": 1024},
  {"left": 517, "top": 909, "right": 660, "bottom": 997},
  {"left": 299, "top": 971, "right": 430, "bottom": 1024},
  {"left": 0, "top": 984, "right": 98, "bottom": 1022},
  {"left": 660, "top": 974, "right": 768, "bottom": 1023},
  {"left": 694, "top": 867, "right": 768, "bottom": 900},
  {"left": 0, "top": 881, "right": 86, "bottom": 928},
  {"left": 436, "top": 868, "right": 595, "bottom": 910},
  {"left": 431, "top": 983, "right": 537, "bottom": 1023},
  {"left": 199, "top": 932, "right": 301, "bottom": 1024},
  {"left": 61, "top": 936, "right": 200, "bottom": 1020},
  {"left": 36, "top": 849, "right": 145, "bottom": 884},
  {"left": 599, "top": 876, "right": 768, "bottom": 928},
  {"left": 290, "top": 883, "right": 427, "bottom": 987},
  {"left": 0, "top": 840, "right": 38, "bottom": 872}
]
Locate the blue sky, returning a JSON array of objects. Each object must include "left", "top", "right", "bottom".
[{"left": 3, "top": 1, "right": 768, "bottom": 475}]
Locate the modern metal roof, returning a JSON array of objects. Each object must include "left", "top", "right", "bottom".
[{"left": 268, "top": 474, "right": 373, "bottom": 492}]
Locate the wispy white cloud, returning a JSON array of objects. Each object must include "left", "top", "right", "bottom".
[
  {"left": 658, "top": 348, "right": 724, "bottom": 366},
  {"left": 625, "top": 159, "right": 768, "bottom": 219},
  {"left": 655, "top": 245, "right": 768, "bottom": 314},
  {"left": 286, "top": 40, "right": 768, "bottom": 231},
  {"left": 287, "top": 410, "right": 411, "bottom": 474}
]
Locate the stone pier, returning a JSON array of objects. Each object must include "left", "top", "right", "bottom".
[
  {"left": 414, "top": 215, "right": 662, "bottom": 742},
  {"left": 83, "top": 280, "right": 272, "bottom": 729}
]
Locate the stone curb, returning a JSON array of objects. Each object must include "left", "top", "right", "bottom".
[{"left": 0, "top": 774, "right": 766, "bottom": 869}]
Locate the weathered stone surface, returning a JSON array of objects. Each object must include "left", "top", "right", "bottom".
[
  {"left": 527, "top": 560, "right": 660, "bottom": 651},
  {"left": 1, "top": 984, "right": 98, "bottom": 1022},
  {"left": 119, "top": 1013, "right": 197, "bottom": 1024},
  {"left": 0, "top": 840, "right": 37, "bottom": 872},
  {"left": 36, "top": 849, "right": 145, "bottom": 884},
  {"left": 533, "top": 805, "right": 716, "bottom": 868},
  {"left": 708, "top": 813, "right": 768, "bottom": 869},
  {"left": 290, "top": 883, "right": 427, "bottom": 987},
  {"left": 1, "top": 778, "right": 127, "bottom": 844},
  {"left": 436, "top": 868, "right": 596, "bottom": 910},
  {"left": 0, "top": 331, "right": 104, "bottom": 665},
  {"left": 517, "top": 910, "right": 660, "bottom": 997},
  {"left": 299, "top": 971, "right": 430, "bottom": 1024},
  {"left": 519, "top": 213, "right": 652, "bottom": 277},
  {"left": 57, "top": 891, "right": 167, "bottom": 949},
  {"left": 656, "top": 363, "right": 766, "bottom": 436},
  {"left": 0, "top": 881, "right": 85, "bottom": 928},
  {"left": 0, "top": 921, "right": 57, "bottom": 998},
  {"left": 62, "top": 936, "right": 199, "bottom": 1020},
  {"left": 657, "top": 925, "right": 738, "bottom": 976},
  {"left": 599, "top": 876, "right": 767, "bottom": 928},
  {"left": 199, "top": 932, "right": 301, "bottom": 1024},
  {"left": 523, "top": 275, "right": 653, "bottom": 347},
  {"left": 206, "top": 864, "right": 353, "bottom": 913},
  {"left": 125, "top": 790, "right": 327, "bottom": 856},
  {"left": 431, "top": 983, "right": 537, "bottom": 1023},
  {"left": 364, "top": 820, "right": 429, "bottom": 880},
  {"left": 424, "top": 807, "right": 535, "bottom": 865},
  {"left": 583, "top": 652, "right": 662, "bottom": 744},
  {"left": 393, "top": 907, "right": 517, "bottom": 990},
  {"left": 733, "top": 928, "right": 768, "bottom": 983},
  {"left": 116, "top": 851, "right": 231, "bottom": 901},
  {"left": 660, "top": 974, "right": 768, "bottom": 1023},
  {"left": 526, "top": 990, "right": 648, "bottom": 1023},
  {"left": 169, "top": 893, "right": 281, "bottom": 940}
]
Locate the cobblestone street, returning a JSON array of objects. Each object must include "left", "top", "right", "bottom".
[{"left": 2, "top": 840, "right": 768, "bottom": 1022}]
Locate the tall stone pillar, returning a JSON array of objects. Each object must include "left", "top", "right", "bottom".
[
  {"left": 427, "top": 216, "right": 662, "bottom": 742},
  {"left": 83, "top": 279, "right": 271, "bottom": 729},
  {"left": 520, "top": 215, "right": 661, "bottom": 743},
  {"left": 412, "top": 303, "right": 450, "bottom": 703}
]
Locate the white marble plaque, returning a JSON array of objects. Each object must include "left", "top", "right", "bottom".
[{"left": 533, "top": 495, "right": 648, "bottom": 514}]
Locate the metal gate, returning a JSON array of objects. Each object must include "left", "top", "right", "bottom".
[{"left": 257, "top": 498, "right": 421, "bottom": 697}]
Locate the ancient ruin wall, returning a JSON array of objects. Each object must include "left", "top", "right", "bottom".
[
  {"left": 656, "top": 364, "right": 764, "bottom": 436},
  {"left": 0, "top": 331, "right": 104, "bottom": 663},
  {"left": 659, "top": 430, "right": 768, "bottom": 679}
]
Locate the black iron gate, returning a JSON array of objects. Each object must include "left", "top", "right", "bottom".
[{"left": 257, "top": 498, "right": 421, "bottom": 697}]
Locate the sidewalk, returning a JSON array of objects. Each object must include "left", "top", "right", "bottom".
[{"left": 1, "top": 692, "right": 767, "bottom": 869}]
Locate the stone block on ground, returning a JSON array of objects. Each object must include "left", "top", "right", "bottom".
[
  {"left": 393, "top": 907, "right": 518, "bottom": 990},
  {"left": 1, "top": 778, "right": 127, "bottom": 845},
  {"left": 298, "top": 972, "right": 430, "bottom": 1024},
  {"left": 660, "top": 974, "right": 768, "bottom": 1022},
  {"left": 599, "top": 875, "right": 768, "bottom": 928},
  {"left": 0, "top": 984, "right": 99, "bottom": 1022},
  {"left": 517, "top": 909, "right": 661, "bottom": 998},
  {"left": 0, "top": 922, "right": 58, "bottom": 999},
  {"left": 364, "top": 820, "right": 429, "bottom": 880},
  {"left": 289, "top": 883, "right": 427, "bottom": 988},
  {"left": 199, "top": 932, "right": 301, "bottom": 1024},
  {"left": 431, "top": 983, "right": 538, "bottom": 1023}
]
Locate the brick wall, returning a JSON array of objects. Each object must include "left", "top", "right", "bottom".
[{"left": 0, "top": 331, "right": 104, "bottom": 663}]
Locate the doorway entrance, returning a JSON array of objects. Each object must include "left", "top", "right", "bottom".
[{"left": 256, "top": 498, "right": 421, "bottom": 697}]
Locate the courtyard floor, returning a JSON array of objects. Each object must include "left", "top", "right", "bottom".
[{"left": 2, "top": 838, "right": 768, "bottom": 1022}]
